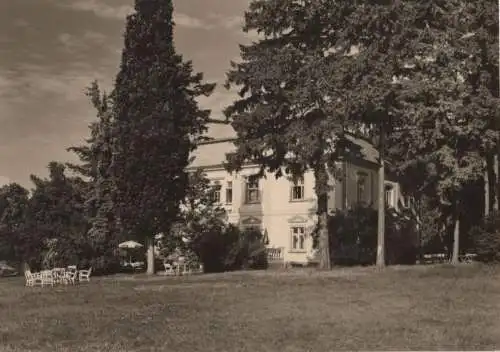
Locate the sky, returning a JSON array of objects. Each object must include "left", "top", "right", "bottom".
[{"left": 0, "top": 0, "right": 254, "bottom": 188}]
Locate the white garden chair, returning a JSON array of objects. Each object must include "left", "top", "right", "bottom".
[
  {"left": 175, "top": 257, "right": 188, "bottom": 276},
  {"left": 78, "top": 267, "right": 92, "bottom": 282},
  {"left": 63, "top": 270, "right": 77, "bottom": 285},
  {"left": 24, "top": 270, "right": 42, "bottom": 287},
  {"left": 52, "top": 268, "right": 65, "bottom": 284},
  {"left": 40, "top": 270, "right": 55, "bottom": 287},
  {"left": 163, "top": 262, "right": 175, "bottom": 276}
]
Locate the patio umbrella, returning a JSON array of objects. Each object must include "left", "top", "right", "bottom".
[
  {"left": 118, "top": 240, "right": 143, "bottom": 249},
  {"left": 118, "top": 241, "right": 143, "bottom": 263}
]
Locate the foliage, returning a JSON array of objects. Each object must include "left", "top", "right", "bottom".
[
  {"left": 167, "top": 170, "right": 267, "bottom": 272},
  {"left": 67, "top": 81, "right": 124, "bottom": 275},
  {"left": 228, "top": 0, "right": 497, "bottom": 266},
  {"left": 224, "top": 227, "right": 268, "bottom": 270},
  {"left": 0, "top": 183, "right": 30, "bottom": 264},
  {"left": 469, "top": 210, "right": 500, "bottom": 263},
  {"left": 328, "top": 205, "right": 418, "bottom": 266},
  {"left": 25, "top": 162, "right": 90, "bottom": 269},
  {"left": 110, "top": 0, "right": 215, "bottom": 274},
  {"left": 162, "top": 170, "right": 229, "bottom": 272},
  {"left": 189, "top": 225, "right": 235, "bottom": 273},
  {"left": 223, "top": 0, "right": 364, "bottom": 269},
  {"left": 224, "top": 0, "right": 499, "bottom": 268},
  {"left": 388, "top": 1, "right": 498, "bottom": 260},
  {"left": 159, "top": 170, "right": 226, "bottom": 261},
  {"left": 178, "top": 170, "right": 227, "bottom": 238},
  {"left": 190, "top": 225, "right": 268, "bottom": 273},
  {"left": 85, "top": 82, "right": 121, "bottom": 274},
  {"left": 167, "top": 170, "right": 266, "bottom": 272}
]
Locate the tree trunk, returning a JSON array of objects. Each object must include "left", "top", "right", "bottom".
[
  {"left": 494, "top": 153, "right": 499, "bottom": 211},
  {"left": 376, "top": 123, "right": 386, "bottom": 268},
  {"left": 451, "top": 216, "right": 460, "bottom": 265},
  {"left": 415, "top": 198, "right": 423, "bottom": 263},
  {"left": 314, "top": 166, "right": 331, "bottom": 270},
  {"left": 484, "top": 157, "right": 490, "bottom": 216},
  {"left": 317, "top": 210, "right": 330, "bottom": 270},
  {"left": 146, "top": 235, "right": 155, "bottom": 275}
]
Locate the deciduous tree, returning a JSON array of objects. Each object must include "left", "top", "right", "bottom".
[
  {"left": 68, "top": 81, "right": 121, "bottom": 273},
  {"left": 0, "top": 183, "right": 30, "bottom": 265},
  {"left": 26, "top": 162, "right": 88, "bottom": 269}
]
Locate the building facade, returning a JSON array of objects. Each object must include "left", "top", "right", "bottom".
[{"left": 187, "top": 134, "right": 402, "bottom": 265}]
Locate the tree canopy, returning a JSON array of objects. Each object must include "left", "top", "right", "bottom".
[
  {"left": 0, "top": 183, "right": 30, "bottom": 264},
  {"left": 225, "top": 0, "right": 499, "bottom": 265}
]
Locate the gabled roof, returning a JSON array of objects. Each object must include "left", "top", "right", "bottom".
[
  {"left": 344, "top": 133, "right": 379, "bottom": 164},
  {"left": 189, "top": 132, "right": 380, "bottom": 169}
]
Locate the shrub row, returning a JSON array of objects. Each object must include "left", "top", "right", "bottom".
[
  {"left": 326, "top": 205, "right": 419, "bottom": 266},
  {"left": 190, "top": 225, "right": 268, "bottom": 273}
]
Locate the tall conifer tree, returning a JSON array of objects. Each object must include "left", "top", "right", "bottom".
[{"left": 111, "top": 0, "right": 215, "bottom": 274}]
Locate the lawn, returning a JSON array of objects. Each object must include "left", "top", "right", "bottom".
[{"left": 1, "top": 264, "right": 499, "bottom": 351}]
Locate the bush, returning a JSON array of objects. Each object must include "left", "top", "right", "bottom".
[
  {"left": 327, "top": 205, "right": 377, "bottom": 265},
  {"left": 386, "top": 209, "right": 419, "bottom": 265},
  {"left": 469, "top": 211, "right": 500, "bottom": 263},
  {"left": 225, "top": 227, "right": 268, "bottom": 270},
  {"left": 327, "top": 205, "right": 418, "bottom": 266},
  {"left": 79, "top": 255, "right": 122, "bottom": 276},
  {"left": 190, "top": 225, "right": 268, "bottom": 273}
]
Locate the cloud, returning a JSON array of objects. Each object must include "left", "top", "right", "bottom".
[
  {"left": 57, "top": 30, "right": 112, "bottom": 56},
  {"left": 0, "top": 62, "right": 110, "bottom": 113},
  {"left": 82, "top": 30, "right": 108, "bottom": 44},
  {"left": 0, "top": 72, "right": 26, "bottom": 106},
  {"left": 58, "top": 0, "right": 213, "bottom": 30},
  {"left": 58, "top": 33, "right": 81, "bottom": 52},
  {"left": 210, "top": 15, "right": 243, "bottom": 30},
  {"left": 206, "top": 13, "right": 264, "bottom": 42},
  {"left": 174, "top": 13, "right": 209, "bottom": 29},
  {"left": 61, "top": 0, "right": 134, "bottom": 20}
]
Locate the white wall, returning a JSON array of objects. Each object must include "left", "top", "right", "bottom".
[{"left": 203, "top": 166, "right": 318, "bottom": 263}]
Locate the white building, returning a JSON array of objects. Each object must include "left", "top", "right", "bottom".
[{"left": 187, "top": 133, "right": 403, "bottom": 265}]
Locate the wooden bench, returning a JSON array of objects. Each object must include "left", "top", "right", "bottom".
[
  {"left": 420, "top": 253, "right": 477, "bottom": 264},
  {"left": 422, "top": 253, "right": 448, "bottom": 264}
]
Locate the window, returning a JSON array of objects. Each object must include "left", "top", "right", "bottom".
[
  {"left": 357, "top": 173, "right": 367, "bottom": 204},
  {"left": 290, "top": 177, "right": 305, "bottom": 201},
  {"left": 225, "top": 181, "right": 233, "bottom": 204},
  {"left": 385, "top": 184, "right": 393, "bottom": 207},
  {"left": 402, "top": 195, "right": 413, "bottom": 208},
  {"left": 210, "top": 183, "right": 221, "bottom": 203},
  {"left": 291, "top": 226, "right": 306, "bottom": 251},
  {"left": 245, "top": 177, "right": 260, "bottom": 203}
]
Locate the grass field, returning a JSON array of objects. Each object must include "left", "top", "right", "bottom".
[{"left": 1, "top": 264, "right": 499, "bottom": 351}]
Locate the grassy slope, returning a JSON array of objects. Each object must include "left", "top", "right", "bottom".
[{"left": 1, "top": 265, "right": 499, "bottom": 351}]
